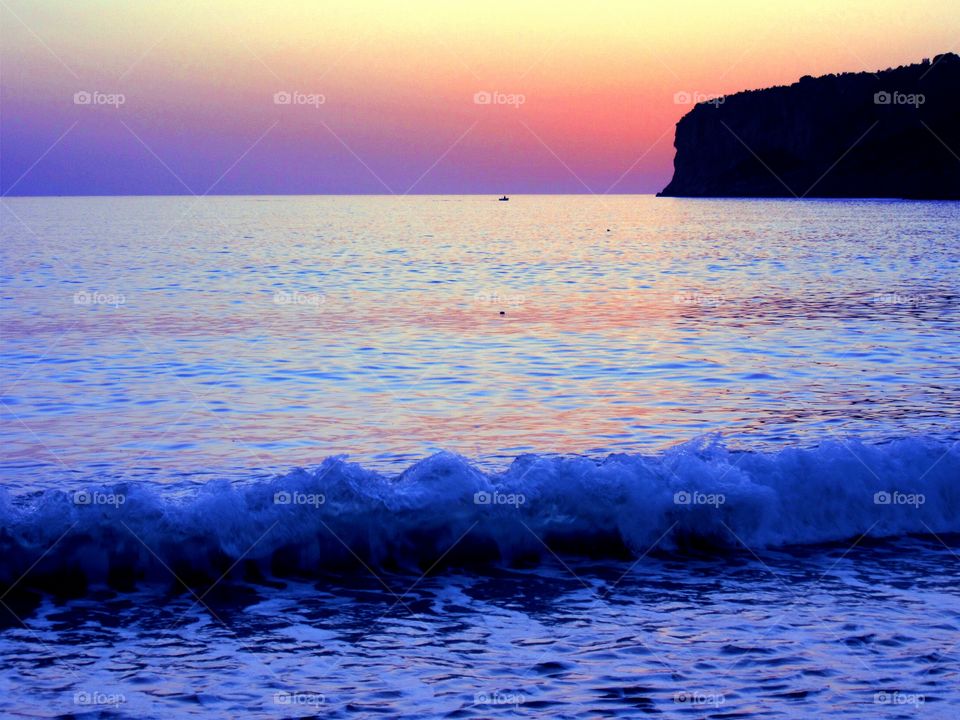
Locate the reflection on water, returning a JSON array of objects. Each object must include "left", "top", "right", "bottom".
[
  {"left": 1, "top": 196, "right": 958, "bottom": 486},
  {"left": 2, "top": 196, "right": 958, "bottom": 720}
]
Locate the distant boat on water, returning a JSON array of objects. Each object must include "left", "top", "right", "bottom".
[{"left": 498, "top": 195, "right": 509, "bottom": 201}]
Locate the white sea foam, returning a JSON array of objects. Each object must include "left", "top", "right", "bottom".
[{"left": 1, "top": 436, "right": 957, "bottom": 589}]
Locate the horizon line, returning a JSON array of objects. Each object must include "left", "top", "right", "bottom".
[{"left": 1, "top": 192, "right": 662, "bottom": 199}]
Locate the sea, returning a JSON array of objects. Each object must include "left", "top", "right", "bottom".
[{"left": 1, "top": 195, "right": 958, "bottom": 718}]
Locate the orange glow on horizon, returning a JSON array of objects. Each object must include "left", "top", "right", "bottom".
[{"left": 2, "top": 0, "right": 957, "bottom": 193}]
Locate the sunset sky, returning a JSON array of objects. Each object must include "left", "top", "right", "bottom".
[{"left": 1, "top": 0, "right": 957, "bottom": 195}]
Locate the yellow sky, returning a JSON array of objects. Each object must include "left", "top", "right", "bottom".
[{"left": 2, "top": 0, "right": 957, "bottom": 192}]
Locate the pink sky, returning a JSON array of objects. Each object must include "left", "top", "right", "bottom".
[{"left": 1, "top": 1, "right": 957, "bottom": 195}]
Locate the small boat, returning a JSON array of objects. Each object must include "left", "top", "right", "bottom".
[{"left": 498, "top": 195, "right": 509, "bottom": 201}]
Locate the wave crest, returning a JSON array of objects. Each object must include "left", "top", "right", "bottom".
[{"left": 1, "top": 436, "right": 958, "bottom": 592}]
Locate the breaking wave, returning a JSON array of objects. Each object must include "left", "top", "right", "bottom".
[{"left": 1, "top": 436, "right": 958, "bottom": 592}]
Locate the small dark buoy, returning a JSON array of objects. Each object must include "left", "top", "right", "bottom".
[{"left": 499, "top": 310, "right": 505, "bottom": 315}]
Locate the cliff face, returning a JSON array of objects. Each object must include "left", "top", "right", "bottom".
[{"left": 659, "top": 53, "right": 960, "bottom": 199}]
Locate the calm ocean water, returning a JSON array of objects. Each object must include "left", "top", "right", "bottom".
[{"left": 1, "top": 195, "right": 959, "bottom": 718}]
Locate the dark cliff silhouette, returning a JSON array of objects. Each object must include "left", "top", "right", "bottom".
[{"left": 659, "top": 53, "right": 960, "bottom": 199}]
